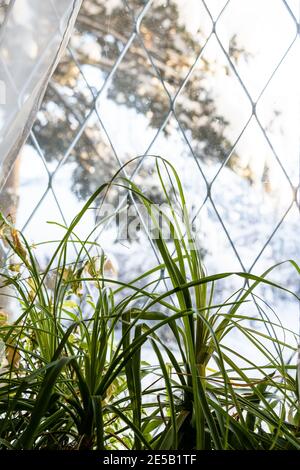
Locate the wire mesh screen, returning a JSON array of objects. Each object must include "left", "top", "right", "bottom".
[{"left": 1, "top": 0, "right": 299, "bottom": 325}]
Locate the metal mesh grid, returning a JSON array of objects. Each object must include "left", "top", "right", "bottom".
[{"left": 4, "top": 0, "right": 299, "bottom": 306}]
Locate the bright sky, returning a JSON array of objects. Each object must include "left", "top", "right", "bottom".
[{"left": 176, "top": 0, "right": 300, "bottom": 194}]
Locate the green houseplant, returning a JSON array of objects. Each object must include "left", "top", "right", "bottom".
[{"left": 0, "top": 157, "right": 299, "bottom": 450}]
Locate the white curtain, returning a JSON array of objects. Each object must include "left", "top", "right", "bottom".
[{"left": 0, "top": 0, "right": 82, "bottom": 190}]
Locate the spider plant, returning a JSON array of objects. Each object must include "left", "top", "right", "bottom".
[{"left": 0, "top": 156, "right": 299, "bottom": 450}]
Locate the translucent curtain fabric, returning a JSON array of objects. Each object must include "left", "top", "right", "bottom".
[{"left": 0, "top": 0, "right": 82, "bottom": 190}]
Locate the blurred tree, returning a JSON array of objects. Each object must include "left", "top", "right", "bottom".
[
  {"left": 0, "top": 0, "right": 10, "bottom": 25},
  {"left": 32, "top": 0, "right": 237, "bottom": 203}
]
